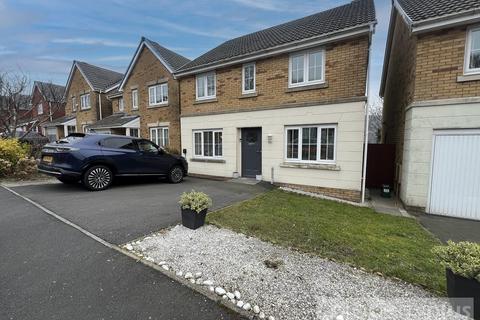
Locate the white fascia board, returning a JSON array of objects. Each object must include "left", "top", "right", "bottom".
[
  {"left": 62, "top": 117, "right": 77, "bottom": 126},
  {"left": 412, "top": 12, "right": 480, "bottom": 34},
  {"left": 175, "top": 23, "right": 375, "bottom": 77},
  {"left": 120, "top": 116, "right": 140, "bottom": 128}
]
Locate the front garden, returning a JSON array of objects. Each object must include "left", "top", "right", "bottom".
[{"left": 0, "top": 138, "right": 39, "bottom": 181}]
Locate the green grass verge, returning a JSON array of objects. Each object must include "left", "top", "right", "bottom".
[{"left": 207, "top": 189, "right": 445, "bottom": 294}]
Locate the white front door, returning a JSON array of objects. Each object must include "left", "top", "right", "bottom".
[{"left": 428, "top": 130, "right": 480, "bottom": 221}]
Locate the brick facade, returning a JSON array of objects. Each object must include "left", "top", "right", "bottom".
[
  {"left": 276, "top": 182, "right": 362, "bottom": 202},
  {"left": 119, "top": 46, "right": 181, "bottom": 152},
  {"left": 65, "top": 67, "right": 113, "bottom": 131},
  {"left": 180, "top": 36, "right": 369, "bottom": 116},
  {"left": 30, "top": 86, "right": 65, "bottom": 131}
]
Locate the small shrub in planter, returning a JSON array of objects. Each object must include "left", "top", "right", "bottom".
[
  {"left": 179, "top": 190, "right": 212, "bottom": 230},
  {"left": 432, "top": 241, "right": 480, "bottom": 319}
]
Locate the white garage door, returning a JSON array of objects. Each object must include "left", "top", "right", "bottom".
[{"left": 428, "top": 130, "right": 480, "bottom": 220}]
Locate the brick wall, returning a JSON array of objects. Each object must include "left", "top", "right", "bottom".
[
  {"left": 276, "top": 182, "right": 362, "bottom": 202},
  {"left": 120, "top": 46, "right": 181, "bottom": 151},
  {"left": 180, "top": 36, "right": 369, "bottom": 116},
  {"left": 382, "top": 13, "right": 417, "bottom": 168},
  {"left": 30, "top": 86, "right": 66, "bottom": 127},
  {"left": 414, "top": 26, "right": 480, "bottom": 100}
]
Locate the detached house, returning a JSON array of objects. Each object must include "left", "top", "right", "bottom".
[
  {"left": 381, "top": 0, "right": 480, "bottom": 220},
  {"left": 30, "top": 81, "right": 66, "bottom": 139},
  {"left": 176, "top": 0, "right": 376, "bottom": 202},
  {"left": 63, "top": 61, "right": 123, "bottom": 133},
  {"left": 93, "top": 37, "right": 191, "bottom": 152}
]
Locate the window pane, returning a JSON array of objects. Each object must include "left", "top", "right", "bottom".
[
  {"left": 203, "top": 131, "right": 213, "bottom": 156},
  {"left": 308, "top": 51, "right": 323, "bottom": 81},
  {"left": 149, "top": 87, "right": 155, "bottom": 104},
  {"left": 244, "top": 65, "right": 254, "bottom": 91},
  {"left": 286, "top": 129, "right": 299, "bottom": 159},
  {"left": 291, "top": 55, "right": 304, "bottom": 84},
  {"left": 163, "top": 128, "right": 169, "bottom": 146},
  {"left": 320, "top": 128, "right": 335, "bottom": 160},
  {"left": 132, "top": 90, "right": 138, "bottom": 108},
  {"left": 102, "top": 138, "right": 135, "bottom": 150},
  {"left": 161, "top": 84, "right": 168, "bottom": 102},
  {"left": 301, "top": 127, "right": 317, "bottom": 161},
  {"left": 194, "top": 132, "right": 202, "bottom": 155},
  {"left": 197, "top": 76, "right": 205, "bottom": 98},
  {"left": 214, "top": 131, "right": 222, "bottom": 156},
  {"left": 472, "top": 30, "right": 480, "bottom": 50},
  {"left": 470, "top": 51, "right": 480, "bottom": 69},
  {"left": 207, "top": 74, "right": 215, "bottom": 96}
]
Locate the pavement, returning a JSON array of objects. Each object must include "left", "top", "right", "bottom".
[
  {"left": 418, "top": 213, "right": 480, "bottom": 243},
  {"left": 0, "top": 177, "right": 269, "bottom": 320},
  {"left": 368, "top": 188, "right": 411, "bottom": 218}
]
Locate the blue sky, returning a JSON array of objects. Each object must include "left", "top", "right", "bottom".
[{"left": 0, "top": 0, "right": 390, "bottom": 98}]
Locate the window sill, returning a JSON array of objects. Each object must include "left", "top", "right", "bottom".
[
  {"left": 280, "top": 162, "right": 340, "bottom": 171},
  {"left": 190, "top": 158, "right": 226, "bottom": 163},
  {"left": 194, "top": 98, "right": 218, "bottom": 105},
  {"left": 147, "top": 104, "right": 168, "bottom": 109},
  {"left": 79, "top": 108, "right": 91, "bottom": 112},
  {"left": 286, "top": 82, "right": 328, "bottom": 93},
  {"left": 457, "top": 73, "right": 480, "bottom": 82},
  {"left": 239, "top": 92, "right": 258, "bottom": 99}
]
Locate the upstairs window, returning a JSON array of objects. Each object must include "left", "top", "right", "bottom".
[
  {"left": 466, "top": 27, "right": 480, "bottom": 73},
  {"left": 132, "top": 90, "right": 138, "bottom": 109},
  {"left": 72, "top": 97, "right": 77, "bottom": 111},
  {"left": 149, "top": 84, "right": 168, "bottom": 106},
  {"left": 37, "top": 103, "right": 43, "bottom": 115},
  {"left": 289, "top": 49, "right": 325, "bottom": 87},
  {"left": 80, "top": 93, "right": 91, "bottom": 110},
  {"left": 119, "top": 98, "right": 124, "bottom": 112},
  {"left": 242, "top": 63, "right": 256, "bottom": 94},
  {"left": 285, "top": 125, "right": 336, "bottom": 163},
  {"left": 196, "top": 72, "right": 216, "bottom": 100}
]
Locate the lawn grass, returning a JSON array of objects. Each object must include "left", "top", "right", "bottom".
[{"left": 207, "top": 189, "right": 445, "bottom": 294}]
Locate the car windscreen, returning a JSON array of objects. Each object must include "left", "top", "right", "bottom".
[{"left": 56, "top": 135, "right": 84, "bottom": 144}]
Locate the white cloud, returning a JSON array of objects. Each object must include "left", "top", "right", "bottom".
[{"left": 51, "top": 37, "right": 137, "bottom": 48}]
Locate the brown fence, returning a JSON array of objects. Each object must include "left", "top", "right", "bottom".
[{"left": 366, "top": 144, "right": 395, "bottom": 189}]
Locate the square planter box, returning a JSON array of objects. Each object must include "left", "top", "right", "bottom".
[
  {"left": 446, "top": 269, "right": 480, "bottom": 320},
  {"left": 181, "top": 208, "right": 207, "bottom": 230}
]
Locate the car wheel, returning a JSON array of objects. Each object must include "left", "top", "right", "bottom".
[
  {"left": 83, "top": 165, "right": 113, "bottom": 191},
  {"left": 168, "top": 165, "right": 184, "bottom": 183},
  {"left": 57, "top": 177, "right": 78, "bottom": 184}
]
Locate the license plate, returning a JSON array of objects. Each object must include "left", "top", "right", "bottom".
[{"left": 42, "top": 155, "right": 53, "bottom": 163}]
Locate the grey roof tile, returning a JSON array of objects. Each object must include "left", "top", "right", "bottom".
[
  {"left": 397, "top": 0, "right": 480, "bottom": 23},
  {"left": 88, "top": 113, "right": 139, "bottom": 129},
  {"left": 42, "top": 114, "right": 76, "bottom": 127},
  {"left": 143, "top": 38, "right": 191, "bottom": 71},
  {"left": 76, "top": 61, "right": 124, "bottom": 91},
  {"left": 178, "top": 0, "right": 375, "bottom": 73}
]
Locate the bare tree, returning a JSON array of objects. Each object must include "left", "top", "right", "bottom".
[
  {"left": 0, "top": 71, "right": 31, "bottom": 138},
  {"left": 368, "top": 96, "right": 383, "bottom": 144}
]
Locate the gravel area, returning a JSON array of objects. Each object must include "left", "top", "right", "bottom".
[{"left": 126, "top": 225, "right": 468, "bottom": 320}]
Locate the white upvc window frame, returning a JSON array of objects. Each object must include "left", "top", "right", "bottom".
[
  {"left": 288, "top": 48, "right": 326, "bottom": 88},
  {"left": 464, "top": 26, "right": 480, "bottom": 74},
  {"left": 195, "top": 72, "right": 216, "bottom": 100},
  {"left": 72, "top": 97, "right": 77, "bottom": 112},
  {"left": 242, "top": 62, "right": 256, "bottom": 94},
  {"left": 37, "top": 103, "right": 43, "bottom": 115},
  {"left": 118, "top": 97, "right": 124, "bottom": 112},
  {"left": 132, "top": 89, "right": 138, "bottom": 110},
  {"left": 148, "top": 83, "right": 168, "bottom": 107},
  {"left": 80, "top": 93, "right": 91, "bottom": 110},
  {"left": 193, "top": 129, "right": 223, "bottom": 158},
  {"left": 149, "top": 126, "right": 169, "bottom": 147},
  {"left": 284, "top": 124, "right": 337, "bottom": 164}
]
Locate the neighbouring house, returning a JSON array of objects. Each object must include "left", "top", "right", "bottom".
[
  {"left": 42, "top": 114, "right": 77, "bottom": 141},
  {"left": 29, "top": 81, "right": 66, "bottom": 135},
  {"left": 380, "top": 0, "right": 480, "bottom": 220},
  {"left": 62, "top": 60, "right": 123, "bottom": 134},
  {"left": 105, "top": 37, "right": 191, "bottom": 152},
  {"left": 175, "top": 0, "right": 376, "bottom": 202}
]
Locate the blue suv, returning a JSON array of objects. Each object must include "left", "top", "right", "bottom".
[{"left": 38, "top": 133, "right": 188, "bottom": 191}]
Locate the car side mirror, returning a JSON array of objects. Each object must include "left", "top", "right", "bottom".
[{"left": 158, "top": 148, "right": 165, "bottom": 155}]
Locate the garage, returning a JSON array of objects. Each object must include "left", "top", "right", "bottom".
[{"left": 428, "top": 130, "right": 480, "bottom": 221}]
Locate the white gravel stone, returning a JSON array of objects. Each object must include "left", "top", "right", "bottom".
[
  {"left": 208, "top": 286, "right": 215, "bottom": 292},
  {"left": 194, "top": 272, "right": 202, "bottom": 279},
  {"left": 130, "top": 224, "right": 467, "bottom": 320},
  {"left": 195, "top": 278, "right": 203, "bottom": 284},
  {"left": 214, "top": 287, "right": 226, "bottom": 296},
  {"left": 189, "top": 278, "right": 195, "bottom": 284},
  {"left": 203, "top": 280, "right": 214, "bottom": 286},
  {"left": 125, "top": 244, "right": 133, "bottom": 251},
  {"left": 236, "top": 301, "right": 244, "bottom": 308},
  {"left": 161, "top": 265, "right": 169, "bottom": 271},
  {"left": 226, "top": 292, "right": 235, "bottom": 300},
  {"left": 184, "top": 272, "right": 193, "bottom": 279},
  {"left": 222, "top": 295, "right": 228, "bottom": 300},
  {"left": 253, "top": 305, "right": 260, "bottom": 314},
  {"left": 242, "top": 303, "right": 251, "bottom": 311},
  {"left": 233, "top": 290, "right": 241, "bottom": 300},
  {"left": 145, "top": 257, "right": 154, "bottom": 262},
  {"left": 158, "top": 261, "right": 166, "bottom": 266},
  {"left": 336, "top": 316, "right": 344, "bottom": 320},
  {"left": 176, "top": 271, "right": 183, "bottom": 277},
  {"left": 267, "top": 316, "right": 275, "bottom": 320},
  {"left": 259, "top": 312, "right": 265, "bottom": 319}
]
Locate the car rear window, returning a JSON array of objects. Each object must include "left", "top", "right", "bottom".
[{"left": 101, "top": 138, "right": 136, "bottom": 150}]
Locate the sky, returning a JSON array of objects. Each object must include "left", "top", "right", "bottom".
[{"left": 0, "top": 0, "right": 391, "bottom": 99}]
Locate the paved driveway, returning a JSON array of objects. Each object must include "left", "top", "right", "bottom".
[{"left": 9, "top": 177, "right": 269, "bottom": 244}]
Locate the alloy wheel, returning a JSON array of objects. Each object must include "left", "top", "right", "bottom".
[
  {"left": 170, "top": 166, "right": 184, "bottom": 183},
  {"left": 87, "top": 167, "right": 112, "bottom": 190}
]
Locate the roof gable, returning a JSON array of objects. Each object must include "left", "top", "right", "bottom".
[
  {"left": 33, "top": 81, "right": 65, "bottom": 103},
  {"left": 118, "top": 37, "right": 191, "bottom": 91},
  {"left": 177, "top": 0, "right": 376, "bottom": 74}
]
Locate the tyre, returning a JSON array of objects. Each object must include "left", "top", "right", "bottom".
[
  {"left": 57, "top": 177, "right": 78, "bottom": 184},
  {"left": 82, "top": 165, "right": 113, "bottom": 191},
  {"left": 168, "top": 165, "right": 184, "bottom": 183}
]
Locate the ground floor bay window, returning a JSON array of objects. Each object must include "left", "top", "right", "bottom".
[
  {"left": 285, "top": 125, "right": 336, "bottom": 163},
  {"left": 193, "top": 129, "right": 223, "bottom": 158},
  {"left": 150, "top": 127, "right": 169, "bottom": 147}
]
